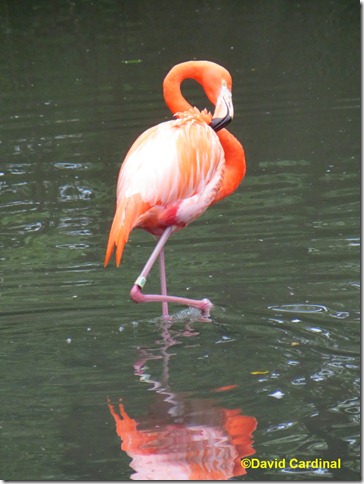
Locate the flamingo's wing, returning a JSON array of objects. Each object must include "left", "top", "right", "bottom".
[{"left": 105, "top": 116, "right": 225, "bottom": 266}]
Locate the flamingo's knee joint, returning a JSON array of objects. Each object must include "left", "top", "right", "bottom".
[{"left": 130, "top": 284, "right": 145, "bottom": 304}]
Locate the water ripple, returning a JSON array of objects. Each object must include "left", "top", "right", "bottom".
[{"left": 269, "top": 303, "right": 350, "bottom": 320}]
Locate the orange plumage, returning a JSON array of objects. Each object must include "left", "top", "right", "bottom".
[{"left": 105, "top": 62, "right": 245, "bottom": 267}]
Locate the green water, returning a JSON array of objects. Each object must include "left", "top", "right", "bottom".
[{"left": 1, "top": 1, "right": 360, "bottom": 480}]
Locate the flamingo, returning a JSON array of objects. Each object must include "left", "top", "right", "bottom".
[{"left": 104, "top": 60, "right": 246, "bottom": 319}]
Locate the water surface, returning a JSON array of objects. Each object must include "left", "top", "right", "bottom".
[{"left": 1, "top": 1, "right": 360, "bottom": 480}]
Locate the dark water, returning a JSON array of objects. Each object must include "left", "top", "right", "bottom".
[{"left": 1, "top": 1, "right": 360, "bottom": 481}]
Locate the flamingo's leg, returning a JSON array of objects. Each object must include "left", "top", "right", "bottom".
[
  {"left": 130, "top": 226, "right": 213, "bottom": 318},
  {"left": 158, "top": 247, "right": 169, "bottom": 319}
]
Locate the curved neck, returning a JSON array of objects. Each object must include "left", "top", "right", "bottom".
[
  {"left": 163, "top": 61, "right": 246, "bottom": 202},
  {"left": 163, "top": 61, "right": 213, "bottom": 114},
  {"left": 214, "top": 129, "right": 246, "bottom": 203}
]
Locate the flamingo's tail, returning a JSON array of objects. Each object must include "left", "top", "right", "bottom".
[{"left": 104, "top": 195, "right": 149, "bottom": 267}]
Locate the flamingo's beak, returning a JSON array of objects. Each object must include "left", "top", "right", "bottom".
[{"left": 210, "top": 81, "right": 234, "bottom": 132}]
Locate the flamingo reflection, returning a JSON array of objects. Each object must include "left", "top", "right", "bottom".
[{"left": 108, "top": 319, "right": 257, "bottom": 480}]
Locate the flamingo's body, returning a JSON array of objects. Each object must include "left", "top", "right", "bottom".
[
  {"left": 104, "top": 109, "right": 225, "bottom": 265},
  {"left": 105, "top": 61, "right": 246, "bottom": 318}
]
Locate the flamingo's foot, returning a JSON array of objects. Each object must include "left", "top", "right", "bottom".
[
  {"left": 130, "top": 285, "right": 213, "bottom": 319},
  {"left": 200, "top": 298, "right": 213, "bottom": 318}
]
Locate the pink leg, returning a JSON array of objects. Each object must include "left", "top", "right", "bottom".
[
  {"left": 159, "top": 247, "right": 169, "bottom": 319},
  {"left": 130, "top": 226, "right": 213, "bottom": 318}
]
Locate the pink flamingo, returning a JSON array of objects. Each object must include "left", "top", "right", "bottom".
[{"left": 104, "top": 61, "right": 246, "bottom": 318}]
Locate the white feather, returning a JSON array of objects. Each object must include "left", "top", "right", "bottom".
[{"left": 116, "top": 117, "right": 225, "bottom": 220}]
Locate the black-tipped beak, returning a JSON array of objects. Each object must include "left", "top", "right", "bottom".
[
  {"left": 209, "top": 83, "right": 234, "bottom": 132},
  {"left": 209, "top": 113, "right": 232, "bottom": 131}
]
